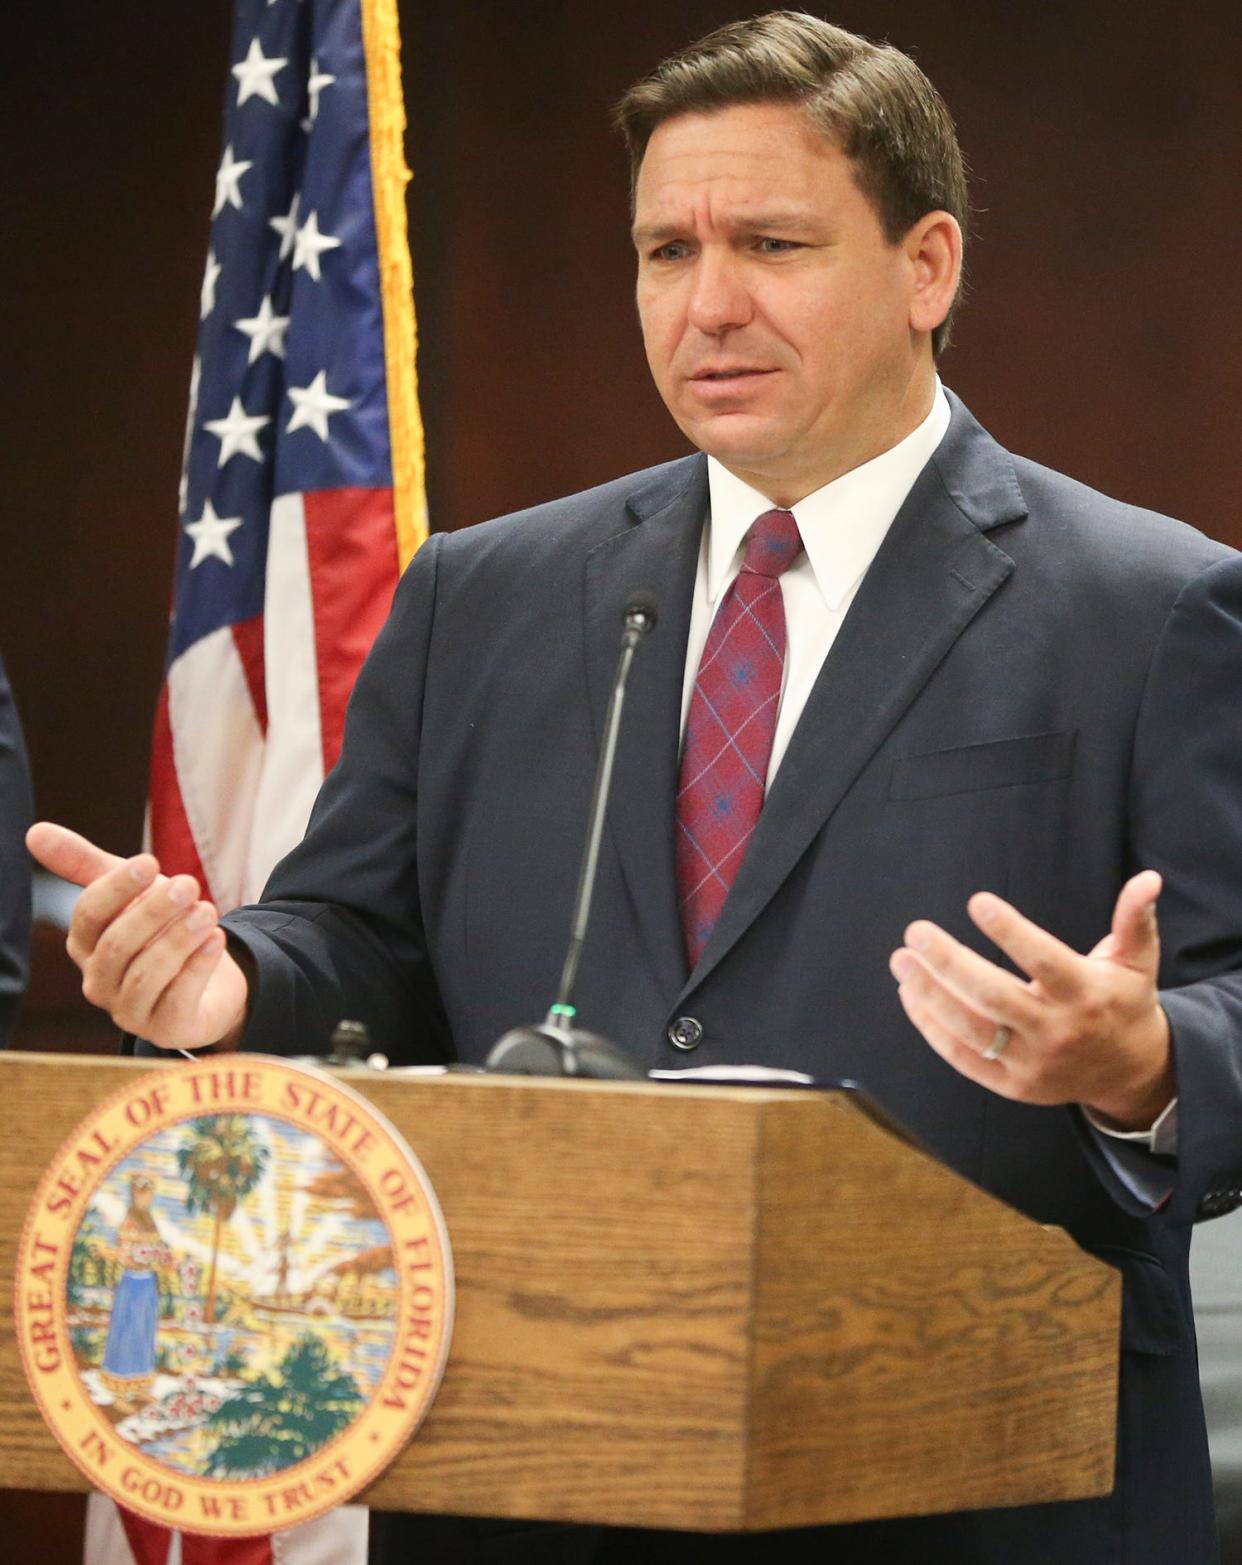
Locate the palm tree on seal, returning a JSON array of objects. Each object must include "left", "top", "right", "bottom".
[
  {"left": 203, "top": 1333, "right": 363, "bottom": 1477},
  {"left": 177, "top": 1116, "right": 267, "bottom": 1325}
]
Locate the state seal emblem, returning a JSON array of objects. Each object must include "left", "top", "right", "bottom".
[{"left": 15, "top": 1056, "right": 453, "bottom": 1537}]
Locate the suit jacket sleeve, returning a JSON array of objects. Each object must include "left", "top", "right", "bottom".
[
  {"left": 0, "top": 656, "right": 32, "bottom": 1045},
  {"left": 1110, "top": 553, "right": 1242, "bottom": 1223},
  {"left": 220, "top": 533, "right": 454, "bottom": 1064}
]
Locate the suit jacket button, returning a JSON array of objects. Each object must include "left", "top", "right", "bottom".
[{"left": 668, "top": 1017, "right": 704, "bottom": 1051}]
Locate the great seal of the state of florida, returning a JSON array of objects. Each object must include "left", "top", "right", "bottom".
[{"left": 15, "top": 1055, "right": 453, "bottom": 1537}]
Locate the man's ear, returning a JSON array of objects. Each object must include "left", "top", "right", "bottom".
[{"left": 905, "top": 210, "right": 963, "bottom": 337}]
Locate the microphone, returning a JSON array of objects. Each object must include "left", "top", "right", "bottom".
[{"left": 485, "top": 591, "right": 658, "bottom": 1079}]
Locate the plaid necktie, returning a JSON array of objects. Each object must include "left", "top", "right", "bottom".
[{"left": 676, "top": 508, "right": 804, "bottom": 967}]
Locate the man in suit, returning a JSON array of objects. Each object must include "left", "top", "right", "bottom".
[{"left": 29, "top": 12, "right": 1242, "bottom": 1562}]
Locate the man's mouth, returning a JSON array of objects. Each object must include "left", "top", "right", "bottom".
[{"left": 693, "top": 367, "right": 773, "bottom": 381}]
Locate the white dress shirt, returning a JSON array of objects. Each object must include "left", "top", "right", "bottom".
[
  {"left": 682, "top": 386, "right": 952, "bottom": 784},
  {"left": 679, "top": 380, "right": 1175, "bottom": 1168}
]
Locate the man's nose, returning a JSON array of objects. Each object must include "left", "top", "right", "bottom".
[{"left": 686, "top": 252, "right": 752, "bottom": 335}]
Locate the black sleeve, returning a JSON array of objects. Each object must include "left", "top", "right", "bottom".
[
  {"left": 1128, "top": 555, "right": 1242, "bottom": 1223},
  {"left": 0, "top": 655, "right": 33, "bottom": 1044}
]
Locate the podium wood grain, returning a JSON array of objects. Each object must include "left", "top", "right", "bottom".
[{"left": 0, "top": 1053, "right": 1120, "bottom": 1531}]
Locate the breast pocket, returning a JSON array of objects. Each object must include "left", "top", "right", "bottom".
[{"left": 888, "top": 730, "right": 1078, "bottom": 801}]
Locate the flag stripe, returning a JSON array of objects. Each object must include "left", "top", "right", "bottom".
[
  {"left": 116, "top": 1502, "right": 172, "bottom": 1565},
  {"left": 245, "top": 492, "right": 325, "bottom": 900},
  {"left": 148, "top": 685, "right": 209, "bottom": 894},
  {"left": 167, "top": 626, "right": 266, "bottom": 910},
  {"left": 303, "top": 485, "right": 399, "bottom": 772},
  {"left": 181, "top": 1534, "right": 273, "bottom": 1565},
  {"left": 231, "top": 615, "right": 268, "bottom": 736}
]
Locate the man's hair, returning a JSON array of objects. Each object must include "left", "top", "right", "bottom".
[{"left": 613, "top": 11, "right": 970, "bottom": 355}]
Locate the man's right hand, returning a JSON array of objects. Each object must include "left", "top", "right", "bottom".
[{"left": 26, "top": 822, "right": 249, "bottom": 1052}]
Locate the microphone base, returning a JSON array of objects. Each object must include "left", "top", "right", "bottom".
[{"left": 485, "top": 1022, "right": 642, "bottom": 1080}]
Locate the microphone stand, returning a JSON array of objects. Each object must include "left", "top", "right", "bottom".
[{"left": 485, "top": 594, "right": 657, "bottom": 1079}]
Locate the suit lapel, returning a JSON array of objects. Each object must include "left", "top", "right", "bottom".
[
  {"left": 677, "top": 398, "right": 1029, "bottom": 1000},
  {"left": 582, "top": 456, "right": 707, "bottom": 997}
]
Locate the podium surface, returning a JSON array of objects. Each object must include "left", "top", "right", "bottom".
[{"left": 0, "top": 1053, "right": 1120, "bottom": 1531}]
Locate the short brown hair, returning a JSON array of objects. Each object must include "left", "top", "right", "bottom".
[{"left": 614, "top": 11, "right": 970, "bottom": 354}]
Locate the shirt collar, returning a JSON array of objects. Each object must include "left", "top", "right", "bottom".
[{"left": 704, "top": 381, "right": 952, "bottom": 611}]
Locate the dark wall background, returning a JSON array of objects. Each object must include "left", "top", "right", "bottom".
[
  {"left": 5, "top": 0, "right": 1240, "bottom": 873},
  {"left": 408, "top": 0, "right": 1242, "bottom": 536},
  {"left": 5, "top": 0, "right": 1241, "bottom": 865},
  {"left": 2, "top": 2, "right": 1240, "bottom": 1544}
]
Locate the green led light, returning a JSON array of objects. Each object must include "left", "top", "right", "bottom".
[{"left": 549, "top": 1004, "right": 577, "bottom": 1019}]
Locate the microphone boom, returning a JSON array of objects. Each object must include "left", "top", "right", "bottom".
[{"left": 485, "top": 592, "right": 659, "bottom": 1078}]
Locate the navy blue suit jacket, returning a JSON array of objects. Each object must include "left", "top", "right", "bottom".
[{"left": 224, "top": 394, "right": 1242, "bottom": 1562}]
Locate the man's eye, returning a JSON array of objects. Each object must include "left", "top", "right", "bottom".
[
  {"left": 650, "top": 242, "right": 690, "bottom": 262},
  {"left": 758, "top": 237, "right": 799, "bottom": 253}
]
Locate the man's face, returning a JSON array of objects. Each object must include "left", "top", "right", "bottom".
[{"left": 634, "top": 102, "right": 931, "bottom": 503}]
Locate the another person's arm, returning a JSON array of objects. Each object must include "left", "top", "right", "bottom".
[{"left": 0, "top": 657, "right": 33, "bottom": 1044}]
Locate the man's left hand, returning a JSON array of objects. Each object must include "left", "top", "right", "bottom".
[{"left": 889, "top": 870, "right": 1174, "bottom": 1131}]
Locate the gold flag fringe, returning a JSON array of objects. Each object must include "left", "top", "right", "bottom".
[{"left": 360, "top": 0, "right": 428, "bottom": 568}]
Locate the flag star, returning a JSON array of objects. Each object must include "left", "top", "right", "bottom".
[
  {"left": 291, "top": 209, "right": 342, "bottom": 280},
  {"left": 233, "top": 295, "right": 290, "bottom": 363},
  {"left": 232, "top": 37, "right": 288, "bottom": 107},
  {"left": 303, "top": 57, "right": 336, "bottom": 128},
  {"left": 269, "top": 193, "right": 300, "bottom": 261},
  {"left": 213, "top": 144, "right": 253, "bottom": 216},
  {"left": 203, "top": 396, "right": 271, "bottom": 465},
  {"left": 199, "top": 250, "right": 222, "bottom": 319},
  {"left": 287, "top": 371, "right": 352, "bottom": 442},
  {"left": 184, "top": 500, "right": 244, "bottom": 568}
]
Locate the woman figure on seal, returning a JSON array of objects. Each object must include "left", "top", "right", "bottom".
[{"left": 100, "top": 1174, "right": 171, "bottom": 1405}]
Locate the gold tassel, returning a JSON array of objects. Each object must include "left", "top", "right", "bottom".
[{"left": 360, "top": 0, "right": 428, "bottom": 568}]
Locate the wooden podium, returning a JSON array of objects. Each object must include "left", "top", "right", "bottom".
[{"left": 0, "top": 1052, "right": 1120, "bottom": 1532}]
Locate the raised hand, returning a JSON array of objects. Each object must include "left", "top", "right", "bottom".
[
  {"left": 26, "top": 822, "right": 249, "bottom": 1052},
  {"left": 889, "top": 870, "right": 1174, "bottom": 1131}
]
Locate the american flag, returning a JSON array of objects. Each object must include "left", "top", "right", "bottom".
[
  {"left": 147, "top": 0, "right": 425, "bottom": 915},
  {"left": 97, "top": 1, "right": 423, "bottom": 1561},
  {"left": 85, "top": 1491, "right": 366, "bottom": 1565}
]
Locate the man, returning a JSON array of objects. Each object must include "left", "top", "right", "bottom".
[{"left": 29, "top": 12, "right": 1242, "bottom": 1562}]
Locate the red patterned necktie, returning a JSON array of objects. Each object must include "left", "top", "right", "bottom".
[{"left": 676, "top": 508, "right": 804, "bottom": 967}]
